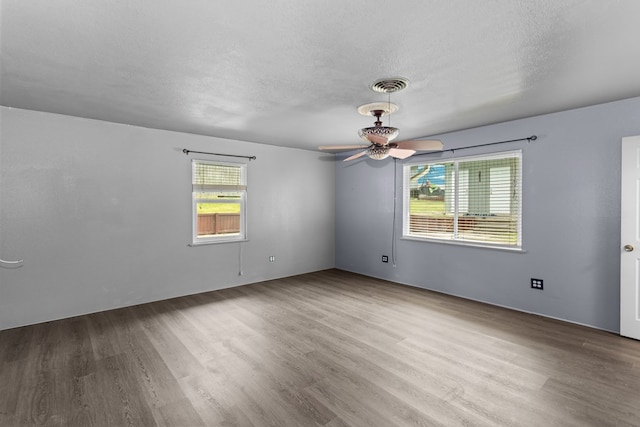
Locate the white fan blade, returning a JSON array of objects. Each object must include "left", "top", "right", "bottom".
[
  {"left": 395, "top": 139, "right": 443, "bottom": 151},
  {"left": 343, "top": 150, "right": 368, "bottom": 162},
  {"left": 389, "top": 148, "right": 416, "bottom": 159},
  {"left": 319, "top": 144, "right": 370, "bottom": 152},
  {"left": 366, "top": 134, "right": 389, "bottom": 145}
]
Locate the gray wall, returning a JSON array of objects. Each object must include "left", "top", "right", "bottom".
[
  {"left": 0, "top": 107, "right": 335, "bottom": 330},
  {"left": 336, "top": 96, "right": 640, "bottom": 332},
  {"left": 4, "top": 96, "right": 639, "bottom": 333}
]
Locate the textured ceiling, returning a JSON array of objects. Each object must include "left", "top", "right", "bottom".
[{"left": 2, "top": 0, "right": 640, "bottom": 151}]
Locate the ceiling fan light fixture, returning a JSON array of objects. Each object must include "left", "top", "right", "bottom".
[{"left": 367, "top": 145, "right": 390, "bottom": 160}]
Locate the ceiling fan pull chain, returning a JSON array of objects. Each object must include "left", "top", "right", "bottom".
[{"left": 387, "top": 92, "right": 391, "bottom": 127}]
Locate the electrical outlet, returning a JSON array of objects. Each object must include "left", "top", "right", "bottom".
[
  {"left": 382, "top": 255, "right": 389, "bottom": 263},
  {"left": 531, "top": 278, "right": 543, "bottom": 290}
]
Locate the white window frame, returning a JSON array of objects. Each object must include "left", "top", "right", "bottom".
[
  {"left": 402, "top": 150, "right": 522, "bottom": 251},
  {"left": 191, "top": 159, "right": 247, "bottom": 245}
]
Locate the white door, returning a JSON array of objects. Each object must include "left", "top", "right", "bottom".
[{"left": 621, "top": 135, "right": 640, "bottom": 340}]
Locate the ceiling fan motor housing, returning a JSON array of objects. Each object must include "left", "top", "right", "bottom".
[
  {"left": 359, "top": 108, "right": 399, "bottom": 142},
  {"left": 358, "top": 126, "right": 399, "bottom": 143}
]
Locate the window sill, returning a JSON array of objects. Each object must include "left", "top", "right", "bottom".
[
  {"left": 189, "top": 238, "right": 248, "bottom": 246},
  {"left": 401, "top": 235, "right": 526, "bottom": 253}
]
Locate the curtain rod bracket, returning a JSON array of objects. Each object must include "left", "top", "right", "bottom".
[{"left": 182, "top": 148, "right": 256, "bottom": 161}]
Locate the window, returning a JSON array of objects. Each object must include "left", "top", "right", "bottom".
[
  {"left": 192, "top": 159, "right": 247, "bottom": 244},
  {"left": 403, "top": 150, "right": 522, "bottom": 249}
]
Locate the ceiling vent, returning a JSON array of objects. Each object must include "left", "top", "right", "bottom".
[{"left": 370, "top": 77, "right": 409, "bottom": 93}]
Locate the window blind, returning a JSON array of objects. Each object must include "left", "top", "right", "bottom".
[
  {"left": 404, "top": 150, "right": 522, "bottom": 248},
  {"left": 192, "top": 161, "right": 246, "bottom": 191}
]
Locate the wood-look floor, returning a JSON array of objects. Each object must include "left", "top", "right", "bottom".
[{"left": 1, "top": 269, "right": 640, "bottom": 426}]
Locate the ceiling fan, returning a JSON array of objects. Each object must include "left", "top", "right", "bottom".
[
  {"left": 319, "top": 77, "right": 444, "bottom": 161},
  {"left": 319, "top": 108, "right": 443, "bottom": 161}
]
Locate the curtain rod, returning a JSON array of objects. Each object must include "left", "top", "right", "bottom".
[
  {"left": 414, "top": 135, "right": 537, "bottom": 157},
  {"left": 182, "top": 149, "right": 256, "bottom": 160}
]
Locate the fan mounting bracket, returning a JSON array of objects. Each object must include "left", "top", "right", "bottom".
[{"left": 357, "top": 102, "right": 399, "bottom": 117}]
